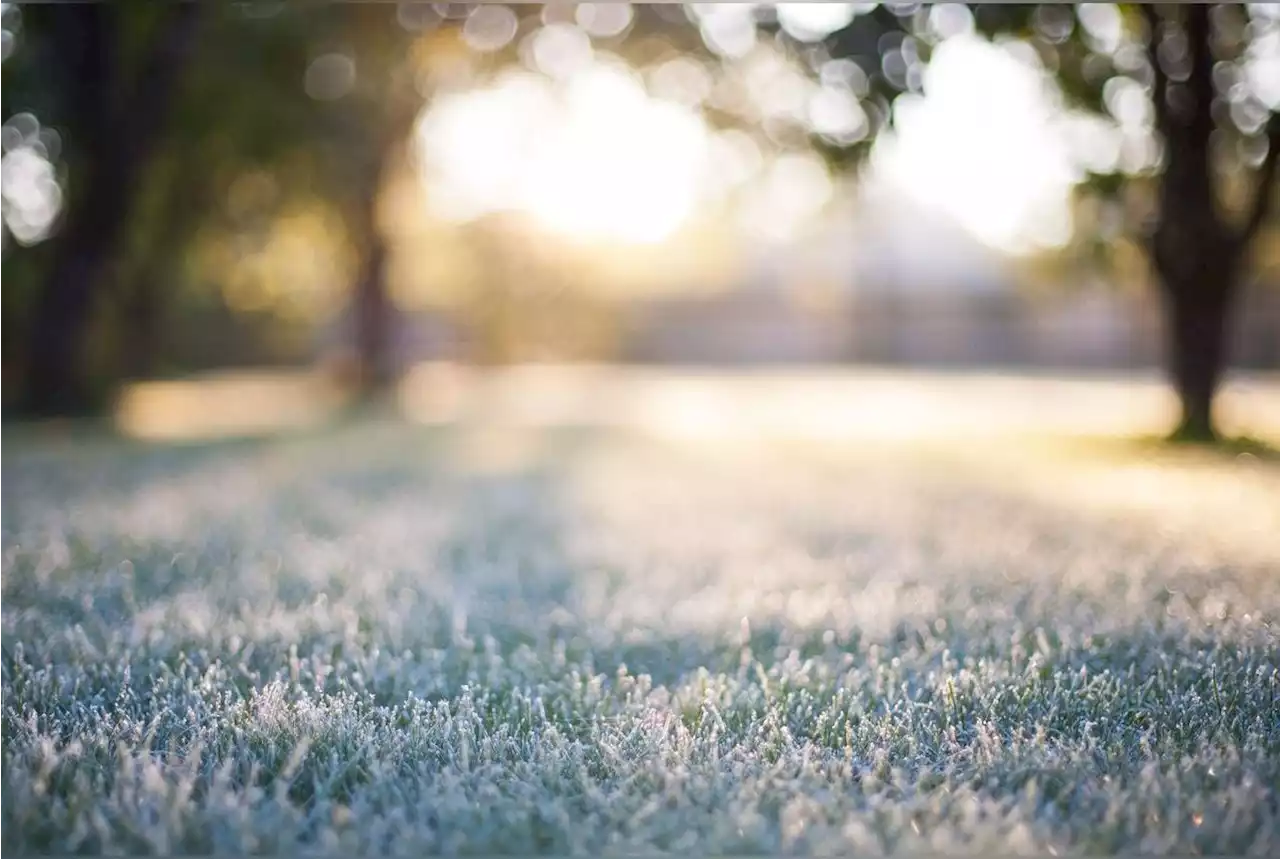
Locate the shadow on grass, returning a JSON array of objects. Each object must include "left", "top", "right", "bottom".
[
  {"left": 12, "top": 391, "right": 348, "bottom": 466},
  {"left": 1162, "top": 432, "right": 1280, "bottom": 462},
  {"left": 1144, "top": 431, "right": 1280, "bottom": 466},
  {"left": 1048, "top": 432, "right": 1280, "bottom": 467},
  {"left": 2, "top": 412, "right": 298, "bottom": 455}
]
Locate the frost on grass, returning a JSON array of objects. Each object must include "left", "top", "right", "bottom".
[{"left": 2, "top": 422, "right": 1279, "bottom": 854}]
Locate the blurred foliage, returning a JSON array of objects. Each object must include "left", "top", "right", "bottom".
[
  {"left": 1, "top": 3, "right": 1277, "bottom": 425},
  {"left": 3, "top": 2, "right": 329, "bottom": 393},
  {"left": 803, "top": 4, "right": 1275, "bottom": 263}
]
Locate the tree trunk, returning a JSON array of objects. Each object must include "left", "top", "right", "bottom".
[
  {"left": 117, "top": 156, "right": 215, "bottom": 383},
  {"left": 16, "top": 5, "right": 202, "bottom": 417},
  {"left": 19, "top": 227, "right": 114, "bottom": 416},
  {"left": 342, "top": 106, "right": 422, "bottom": 401},
  {"left": 352, "top": 220, "right": 393, "bottom": 397},
  {"left": 1160, "top": 279, "right": 1234, "bottom": 442},
  {"left": 1141, "top": 4, "right": 1240, "bottom": 445},
  {"left": 120, "top": 277, "right": 162, "bottom": 382}
]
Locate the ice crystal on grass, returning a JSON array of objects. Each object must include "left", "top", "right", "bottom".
[{"left": 3, "top": 411, "right": 1279, "bottom": 854}]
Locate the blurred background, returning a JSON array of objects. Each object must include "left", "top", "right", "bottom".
[{"left": 2, "top": 2, "right": 1278, "bottom": 444}]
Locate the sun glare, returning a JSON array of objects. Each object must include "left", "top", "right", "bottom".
[
  {"left": 416, "top": 27, "right": 1098, "bottom": 257},
  {"left": 415, "top": 62, "right": 710, "bottom": 246},
  {"left": 870, "top": 34, "right": 1079, "bottom": 255}
]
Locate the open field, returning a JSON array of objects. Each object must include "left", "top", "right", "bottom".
[{"left": 4, "top": 369, "right": 1280, "bottom": 854}]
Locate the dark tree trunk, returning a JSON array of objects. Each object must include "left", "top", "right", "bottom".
[
  {"left": 117, "top": 155, "right": 215, "bottom": 383},
  {"left": 1142, "top": 5, "right": 1256, "bottom": 444},
  {"left": 352, "top": 218, "right": 393, "bottom": 396},
  {"left": 20, "top": 216, "right": 117, "bottom": 416},
  {"left": 1159, "top": 276, "right": 1235, "bottom": 442},
  {"left": 341, "top": 105, "right": 421, "bottom": 401},
  {"left": 1149, "top": 174, "right": 1239, "bottom": 443},
  {"left": 120, "top": 277, "right": 162, "bottom": 382},
  {"left": 17, "top": 4, "right": 202, "bottom": 416},
  {"left": 16, "top": 6, "right": 113, "bottom": 416}
]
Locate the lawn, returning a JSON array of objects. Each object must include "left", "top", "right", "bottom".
[{"left": 3, "top": 370, "right": 1279, "bottom": 854}]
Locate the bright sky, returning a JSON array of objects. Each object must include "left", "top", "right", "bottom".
[
  {"left": 413, "top": 22, "right": 1085, "bottom": 256},
  {"left": 871, "top": 34, "right": 1079, "bottom": 255},
  {"left": 416, "top": 63, "right": 712, "bottom": 246},
  {"left": 7, "top": 4, "right": 1277, "bottom": 263}
]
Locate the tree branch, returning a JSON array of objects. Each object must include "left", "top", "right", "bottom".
[
  {"left": 1237, "top": 116, "right": 1280, "bottom": 247},
  {"left": 107, "top": 3, "right": 206, "bottom": 210},
  {"left": 1183, "top": 4, "right": 1215, "bottom": 143},
  {"left": 125, "top": 3, "right": 205, "bottom": 127},
  {"left": 1140, "top": 6, "right": 1172, "bottom": 262},
  {"left": 1141, "top": 4, "right": 1172, "bottom": 137}
]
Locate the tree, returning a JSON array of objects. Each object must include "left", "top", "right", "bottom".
[
  {"left": 301, "top": 3, "right": 435, "bottom": 399},
  {"left": 103, "top": 4, "right": 339, "bottom": 382},
  {"left": 774, "top": 3, "right": 1278, "bottom": 442},
  {"left": 1137, "top": 5, "right": 1277, "bottom": 441},
  {"left": 312, "top": 2, "right": 713, "bottom": 395},
  {"left": 4, "top": 2, "right": 423, "bottom": 407},
  {"left": 1, "top": 3, "right": 724, "bottom": 413},
  {"left": 7, "top": 3, "right": 204, "bottom": 416}
]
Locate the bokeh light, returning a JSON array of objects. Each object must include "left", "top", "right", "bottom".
[
  {"left": 528, "top": 22, "right": 594, "bottom": 80},
  {"left": 410, "top": 19, "right": 875, "bottom": 255},
  {"left": 690, "top": 4, "right": 758, "bottom": 60},
  {"left": 461, "top": 4, "right": 518, "bottom": 53},
  {"left": 575, "top": 2, "right": 634, "bottom": 40},
  {"left": 872, "top": 33, "right": 1080, "bottom": 254},
  {"left": 4, "top": 0, "right": 1278, "bottom": 439},
  {"left": 927, "top": 4, "right": 974, "bottom": 42},
  {"left": 776, "top": 2, "right": 859, "bottom": 44},
  {"left": 1076, "top": 3, "right": 1124, "bottom": 55},
  {"left": 191, "top": 196, "right": 353, "bottom": 324},
  {"left": 1, "top": 113, "right": 62, "bottom": 246},
  {"left": 807, "top": 83, "right": 869, "bottom": 145},
  {"left": 647, "top": 56, "right": 713, "bottom": 107},
  {"left": 1244, "top": 18, "right": 1280, "bottom": 108},
  {"left": 737, "top": 152, "right": 833, "bottom": 243},
  {"left": 304, "top": 52, "right": 357, "bottom": 101},
  {"left": 415, "top": 60, "right": 712, "bottom": 245},
  {"left": 1, "top": 1, "right": 19, "bottom": 62}
]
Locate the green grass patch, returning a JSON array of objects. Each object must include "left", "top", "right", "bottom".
[{"left": 4, "top": 418, "right": 1278, "bottom": 854}]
